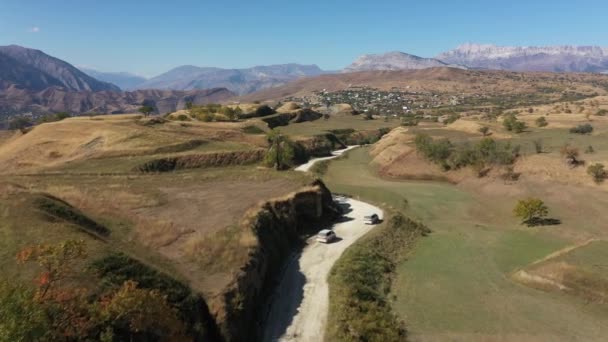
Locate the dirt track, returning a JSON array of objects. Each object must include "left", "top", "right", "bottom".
[
  {"left": 262, "top": 196, "right": 383, "bottom": 341},
  {"left": 294, "top": 146, "right": 358, "bottom": 172}
]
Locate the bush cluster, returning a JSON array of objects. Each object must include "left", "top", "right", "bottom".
[
  {"left": 569, "top": 123, "right": 593, "bottom": 134},
  {"left": 414, "top": 134, "right": 518, "bottom": 171},
  {"left": 503, "top": 113, "right": 527, "bottom": 133}
]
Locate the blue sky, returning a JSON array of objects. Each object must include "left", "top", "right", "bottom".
[{"left": 1, "top": 0, "right": 607, "bottom": 77}]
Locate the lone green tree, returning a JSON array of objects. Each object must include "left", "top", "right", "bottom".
[
  {"left": 9, "top": 116, "right": 33, "bottom": 133},
  {"left": 265, "top": 129, "right": 294, "bottom": 170},
  {"left": 514, "top": 198, "right": 549, "bottom": 226},
  {"left": 138, "top": 105, "right": 154, "bottom": 117}
]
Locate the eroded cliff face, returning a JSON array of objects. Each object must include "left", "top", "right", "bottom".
[{"left": 210, "top": 180, "right": 341, "bottom": 341}]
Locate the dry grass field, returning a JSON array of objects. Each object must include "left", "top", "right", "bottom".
[{"left": 0, "top": 114, "right": 316, "bottom": 300}]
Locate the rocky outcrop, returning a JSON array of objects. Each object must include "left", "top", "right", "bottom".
[{"left": 211, "top": 180, "right": 341, "bottom": 341}]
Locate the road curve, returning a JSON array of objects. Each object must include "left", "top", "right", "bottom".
[
  {"left": 294, "top": 146, "right": 359, "bottom": 172},
  {"left": 262, "top": 148, "right": 382, "bottom": 342}
]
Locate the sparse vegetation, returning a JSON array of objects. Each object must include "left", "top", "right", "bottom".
[
  {"left": 560, "top": 144, "right": 583, "bottom": 167},
  {"left": 503, "top": 113, "right": 527, "bottom": 133},
  {"left": 535, "top": 116, "right": 548, "bottom": 127},
  {"left": 569, "top": 123, "right": 593, "bottom": 134},
  {"left": 587, "top": 163, "right": 606, "bottom": 183},
  {"left": 9, "top": 116, "right": 33, "bottom": 133},
  {"left": 241, "top": 125, "right": 265, "bottom": 134},
  {"left": 478, "top": 126, "right": 490, "bottom": 136},
  {"left": 533, "top": 139, "right": 543, "bottom": 154},
  {"left": 415, "top": 134, "right": 518, "bottom": 171}
]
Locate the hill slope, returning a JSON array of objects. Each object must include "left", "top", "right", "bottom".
[
  {"left": 0, "top": 45, "right": 120, "bottom": 91},
  {"left": 242, "top": 67, "right": 608, "bottom": 102}
]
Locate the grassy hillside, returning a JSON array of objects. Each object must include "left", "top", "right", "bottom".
[{"left": 322, "top": 136, "right": 608, "bottom": 340}]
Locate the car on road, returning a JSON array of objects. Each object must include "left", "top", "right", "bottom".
[
  {"left": 316, "top": 229, "right": 337, "bottom": 243},
  {"left": 364, "top": 214, "right": 380, "bottom": 225}
]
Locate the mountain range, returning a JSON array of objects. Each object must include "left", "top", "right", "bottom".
[
  {"left": 3, "top": 43, "right": 608, "bottom": 116},
  {"left": 134, "top": 64, "right": 325, "bottom": 95},
  {"left": 437, "top": 43, "right": 608, "bottom": 73},
  {"left": 0, "top": 45, "right": 119, "bottom": 92}
]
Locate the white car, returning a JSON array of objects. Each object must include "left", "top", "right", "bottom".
[
  {"left": 364, "top": 214, "right": 380, "bottom": 225},
  {"left": 316, "top": 229, "right": 337, "bottom": 243}
]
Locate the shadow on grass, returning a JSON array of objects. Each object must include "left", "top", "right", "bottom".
[{"left": 525, "top": 217, "right": 561, "bottom": 227}]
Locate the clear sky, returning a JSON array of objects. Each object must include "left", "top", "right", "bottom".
[{"left": 1, "top": 0, "right": 607, "bottom": 77}]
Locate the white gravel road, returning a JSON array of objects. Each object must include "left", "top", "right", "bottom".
[
  {"left": 294, "top": 146, "right": 359, "bottom": 172},
  {"left": 262, "top": 149, "right": 382, "bottom": 342}
]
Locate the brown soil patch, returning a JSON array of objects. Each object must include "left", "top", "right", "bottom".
[{"left": 134, "top": 178, "right": 301, "bottom": 255}]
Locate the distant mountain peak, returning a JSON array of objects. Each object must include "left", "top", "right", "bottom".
[
  {"left": 0, "top": 44, "right": 120, "bottom": 92},
  {"left": 343, "top": 51, "right": 459, "bottom": 72},
  {"left": 438, "top": 43, "right": 608, "bottom": 72}
]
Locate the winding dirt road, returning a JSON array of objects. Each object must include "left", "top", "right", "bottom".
[
  {"left": 294, "top": 146, "right": 359, "bottom": 172},
  {"left": 262, "top": 148, "right": 382, "bottom": 342}
]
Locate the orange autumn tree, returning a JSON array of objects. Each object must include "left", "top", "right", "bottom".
[
  {"left": 12, "top": 240, "right": 187, "bottom": 341},
  {"left": 16, "top": 239, "right": 87, "bottom": 301}
]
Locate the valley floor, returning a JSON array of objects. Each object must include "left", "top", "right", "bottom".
[{"left": 322, "top": 147, "right": 608, "bottom": 342}]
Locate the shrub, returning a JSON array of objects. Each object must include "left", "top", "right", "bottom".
[
  {"left": 503, "top": 113, "right": 526, "bottom": 132},
  {"left": 514, "top": 198, "right": 549, "bottom": 226},
  {"left": 560, "top": 145, "right": 582, "bottom": 167},
  {"left": 478, "top": 126, "right": 490, "bottom": 136},
  {"left": 596, "top": 109, "right": 608, "bottom": 116},
  {"left": 512, "top": 120, "right": 527, "bottom": 133},
  {"left": 585, "top": 145, "right": 595, "bottom": 154},
  {"left": 587, "top": 163, "right": 606, "bottom": 183},
  {"left": 443, "top": 113, "right": 460, "bottom": 125},
  {"left": 400, "top": 116, "right": 418, "bottom": 126},
  {"left": 535, "top": 116, "right": 548, "bottom": 127},
  {"left": 569, "top": 124, "right": 593, "bottom": 134},
  {"left": 241, "top": 125, "right": 265, "bottom": 134},
  {"left": 176, "top": 114, "right": 189, "bottom": 121},
  {"left": 9, "top": 116, "right": 33, "bottom": 133},
  {"left": 533, "top": 139, "right": 543, "bottom": 154},
  {"left": 255, "top": 105, "right": 275, "bottom": 117}
]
